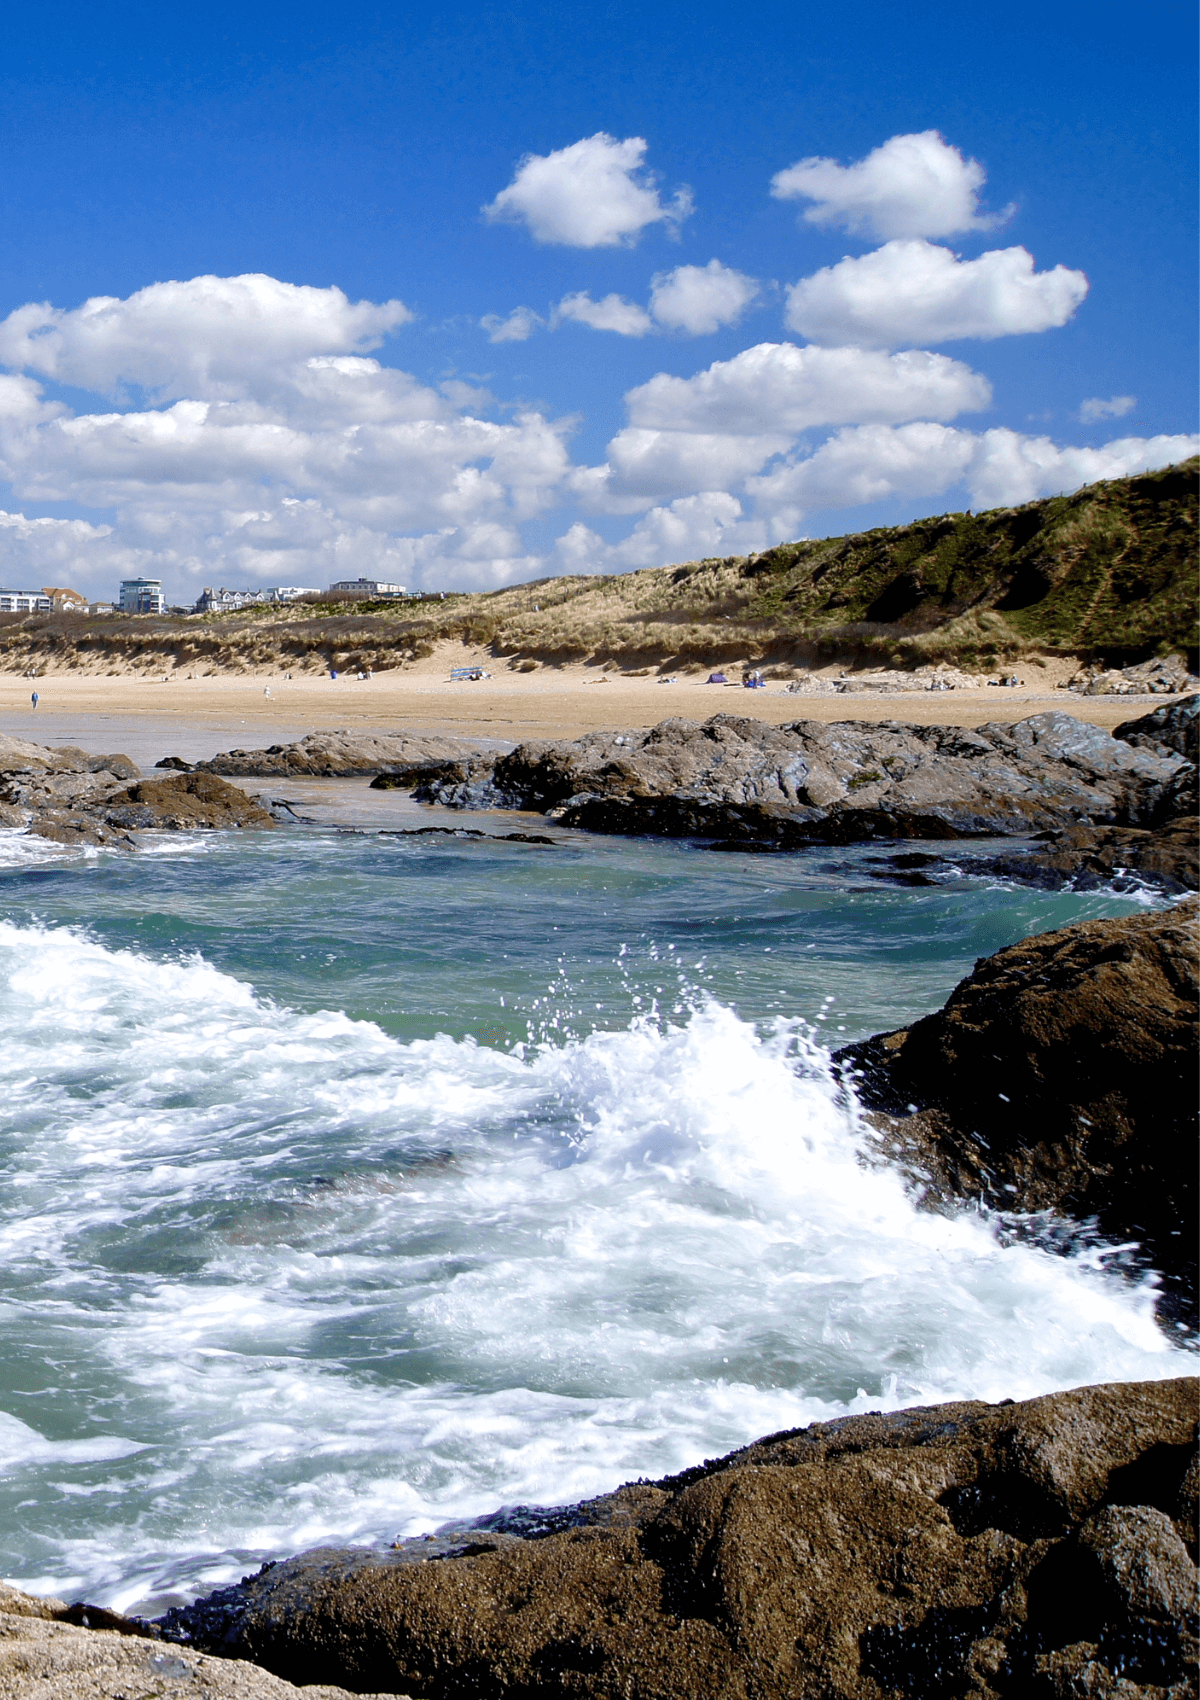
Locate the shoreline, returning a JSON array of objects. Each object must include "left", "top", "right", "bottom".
[{"left": 0, "top": 656, "right": 1186, "bottom": 769}]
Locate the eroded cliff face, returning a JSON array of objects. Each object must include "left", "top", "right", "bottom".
[
  {"left": 153, "top": 1378, "right": 1198, "bottom": 1700},
  {"left": 836, "top": 900, "right": 1199, "bottom": 1320}
]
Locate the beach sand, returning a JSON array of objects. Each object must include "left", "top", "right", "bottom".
[{"left": 0, "top": 643, "right": 1178, "bottom": 769}]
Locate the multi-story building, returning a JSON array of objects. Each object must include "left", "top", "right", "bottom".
[
  {"left": 328, "top": 578, "right": 407, "bottom": 597},
  {"left": 0, "top": 590, "right": 52, "bottom": 613},
  {"left": 119, "top": 578, "right": 165, "bottom": 614}
]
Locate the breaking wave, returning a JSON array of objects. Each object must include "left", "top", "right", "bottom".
[{"left": 0, "top": 918, "right": 1188, "bottom": 1612}]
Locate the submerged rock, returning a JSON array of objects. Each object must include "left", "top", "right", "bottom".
[
  {"left": 835, "top": 901, "right": 1199, "bottom": 1317},
  {"left": 409, "top": 710, "right": 1189, "bottom": 847},
  {"left": 157, "top": 1378, "right": 1197, "bottom": 1700}
]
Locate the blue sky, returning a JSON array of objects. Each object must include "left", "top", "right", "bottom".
[{"left": 0, "top": 0, "right": 1195, "bottom": 601}]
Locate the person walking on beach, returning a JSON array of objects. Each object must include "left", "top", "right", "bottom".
[{"left": 30, "top": 690, "right": 38, "bottom": 710}]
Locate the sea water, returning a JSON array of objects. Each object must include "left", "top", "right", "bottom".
[{"left": 0, "top": 810, "right": 1191, "bottom": 1614}]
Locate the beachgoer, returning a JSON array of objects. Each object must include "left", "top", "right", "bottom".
[
  {"left": 30, "top": 691, "right": 38, "bottom": 710},
  {"left": 330, "top": 669, "right": 338, "bottom": 680},
  {"left": 263, "top": 686, "right": 271, "bottom": 698}
]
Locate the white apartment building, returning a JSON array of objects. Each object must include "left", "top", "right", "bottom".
[
  {"left": 119, "top": 578, "right": 166, "bottom": 614},
  {"left": 0, "top": 590, "right": 52, "bottom": 613}
]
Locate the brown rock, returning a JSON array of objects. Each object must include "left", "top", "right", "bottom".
[
  {"left": 28, "top": 812, "right": 136, "bottom": 849},
  {"left": 0, "top": 1608, "right": 409, "bottom": 1699},
  {"left": 835, "top": 902, "right": 1199, "bottom": 1313},
  {"left": 160, "top": 1378, "right": 1198, "bottom": 1700},
  {"left": 103, "top": 773, "right": 276, "bottom": 831}
]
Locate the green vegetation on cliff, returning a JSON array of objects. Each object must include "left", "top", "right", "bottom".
[
  {"left": 736, "top": 457, "right": 1197, "bottom": 661},
  {"left": 1, "top": 460, "right": 1194, "bottom": 676}
]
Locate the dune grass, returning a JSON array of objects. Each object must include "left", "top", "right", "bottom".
[{"left": 2, "top": 459, "right": 1194, "bottom": 678}]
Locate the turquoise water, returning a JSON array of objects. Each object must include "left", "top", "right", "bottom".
[{"left": 0, "top": 808, "right": 1190, "bottom": 1615}]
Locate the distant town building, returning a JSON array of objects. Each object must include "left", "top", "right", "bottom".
[
  {"left": 42, "top": 586, "right": 88, "bottom": 613},
  {"left": 119, "top": 578, "right": 165, "bottom": 614},
  {"left": 194, "top": 588, "right": 262, "bottom": 613},
  {"left": 328, "top": 578, "right": 407, "bottom": 598},
  {"left": 0, "top": 590, "right": 52, "bottom": 613},
  {"left": 193, "top": 585, "right": 320, "bottom": 613}
]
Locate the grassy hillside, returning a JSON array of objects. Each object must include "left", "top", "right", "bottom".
[{"left": 1, "top": 459, "right": 1194, "bottom": 677}]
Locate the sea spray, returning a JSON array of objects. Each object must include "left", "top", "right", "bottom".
[{"left": 0, "top": 912, "right": 1188, "bottom": 1613}]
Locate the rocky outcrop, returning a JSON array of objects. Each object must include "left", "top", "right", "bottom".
[
  {"left": 1115, "top": 696, "right": 1200, "bottom": 763},
  {"left": 102, "top": 773, "right": 276, "bottom": 831},
  {"left": 1062, "top": 654, "right": 1199, "bottom": 696},
  {"left": 167, "top": 730, "right": 482, "bottom": 779},
  {"left": 404, "top": 711, "right": 1189, "bottom": 847},
  {"left": 835, "top": 901, "right": 1199, "bottom": 1316},
  {"left": 0, "top": 1585, "right": 408, "bottom": 1699},
  {"left": 0, "top": 741, "right": 275, "bottom": 847},
  {"left": 157, "top": 1378, "right": 1197, "bottom": 1700}
]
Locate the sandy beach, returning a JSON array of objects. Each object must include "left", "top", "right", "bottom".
[{"left": 0, "top": 644, "right": 1174, "bottom": 768}]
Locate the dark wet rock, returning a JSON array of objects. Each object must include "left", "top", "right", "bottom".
[
  {"left": 1114, "top": 696, "right": 1199, "bottom": 763},
  {"left": 408, "top": 712, "right": 1188, "bottom": 847},
  {"left": 856, "top": 820, "right": 1198, "bottom": 896},
  {"left": 835, "top": 901, "right": 1199, "bottom": 1317},
  {"left": 963, "top": 820, "right": 1198, "bottom": 895},
  {"left": 158, "top": 1378, "right": 1198, "bottom": 1700},
  {"left": 181, "top": 731, "right": 482, "bottom": 779},
  {"left": 103, "top": 774, "right": 276, "bottom": 832},
  {"left": 374, "top": 827, "right": 558, "bottom": 845}
]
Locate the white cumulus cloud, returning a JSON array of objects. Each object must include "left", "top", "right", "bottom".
[
  {"left": 0, "top": 274, "right": 412, "bottom": 403},
  {"left": 556, "top": 492, "right": 766, "bottom": 573},
  {"left": 649, "top": 261, "right": 760, "bottom": 334},
  {"left": 624, "top": 341, "right": 990, "bottom": 435},
  {"left": 1078, "top": 394, "right": 1136, "bottom": 422},
  {"left": 784, "top": 240, "right": 1089, "bottom": 348},
  {"left": 0, "top": 509, "right": 117, "bottom": 590},
  {"left": 583, "top": 427, "right": 794, "bottom": 505},
  {"left": 553, "top": 292, "right": 654, "bottom": 336},
  {"left": 482, "top": 134, "right": 693, "bottom": 248},
  {"left": 770, "top": 130, "right": 1013, "bottom": 241},
  {"left": 0, "top": 276, "right": 579, "bottom": 601},
  {"left": 480, "top": 307, "right": 543, "bottom": 343},
  {"left": 746, "top": 421, "right": 1200, "bottom": 535}
]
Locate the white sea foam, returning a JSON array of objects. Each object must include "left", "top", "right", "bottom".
[{"left": 0, "top": 917, "right": 1189, "bottom": 1611}]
